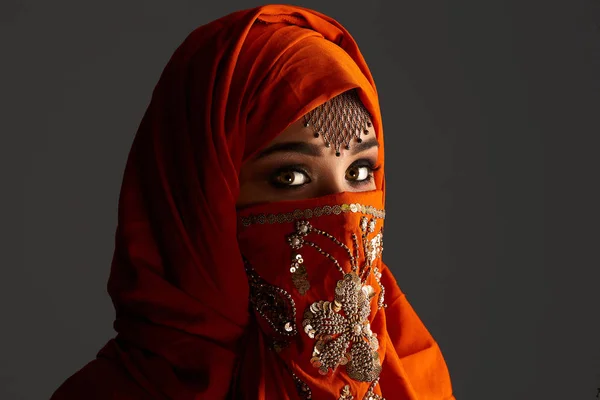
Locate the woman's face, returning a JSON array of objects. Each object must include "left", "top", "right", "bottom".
[{"left": 237, "top": 117, "right": 379, "bottom": 207}]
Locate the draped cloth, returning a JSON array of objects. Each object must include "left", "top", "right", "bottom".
[{"left": 51, "top": 4, "right": 454, "bottom": 399}]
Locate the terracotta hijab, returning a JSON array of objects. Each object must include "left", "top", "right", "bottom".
[{"left": 51, "top": 4, "right": 454, "bottom": 399}]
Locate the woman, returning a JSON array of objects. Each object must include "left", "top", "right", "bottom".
[{"left": 51, "top": 4, "right": 454, "bottom": 399}]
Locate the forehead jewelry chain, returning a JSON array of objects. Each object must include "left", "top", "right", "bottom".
[{"left": 303, "top": 89, "right": 373, "bottom": 157}]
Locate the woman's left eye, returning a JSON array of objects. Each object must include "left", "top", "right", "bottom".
[{"left": 345, "top": 165, "right": 371, "bottom": 182}]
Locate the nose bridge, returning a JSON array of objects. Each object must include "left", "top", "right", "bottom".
[{"left": 314, "top": 165, "right": 346, "bottom": 197}]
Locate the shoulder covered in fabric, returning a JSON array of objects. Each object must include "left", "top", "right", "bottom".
[{"left": 50, "top": 357, "right": 149, "bottom": 400}]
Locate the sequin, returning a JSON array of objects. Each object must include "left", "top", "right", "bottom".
[
  {"left": 240, "top": 203, "right": 385, "bottom": 227},
  {"left": 373, "top": 266, "right": 386, "bottom": 309},
  {"left": 289, "top": 369, "right": 313, "bottom": 400},
  {"left": 303, "top": 272, "right": 382, "bottom": 382},
  {"left": 291, "top": 261, "right": 310, "bottom": 295},
  {"left": 368, "top": 220, "right": 376, "bottom": 233},
  {"left": 339, "top": 385, "right": 354, "bottom": 400},
  {"left": 245, "top": 261, "right": 297, "bottom": 338},
  {"left": 288, "top": 234, "right": 304, "bottom": 249},
  {"left": 338, "top": 379, "right": 386, "bottom": 400},
  {"left": 360, "top": 216, "right": 368, "bottom": 232},
  {"left": 361, "top": 285, "right": 376, "bottom": 300},
  {"left": 366, "top": 233, "right": 383, "bottom": 266}
]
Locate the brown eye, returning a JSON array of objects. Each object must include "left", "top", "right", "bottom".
[
  {"left": 346, "top": 165, "right": 370, "bottom": 181},
  {"left": 273, "top": 170, "right": 308, "bottom": 186}
]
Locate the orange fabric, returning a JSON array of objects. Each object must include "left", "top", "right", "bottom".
[{"left": 51, "top": 4, "right": 454, "bottom": 399}]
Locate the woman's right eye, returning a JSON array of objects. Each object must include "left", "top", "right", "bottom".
[{"left": 271, "top": 169, "right": 310, "bottom": 188}]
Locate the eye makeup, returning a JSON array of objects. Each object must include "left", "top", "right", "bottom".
[
  {"left": 346, "top": 158, "right": 380, "bottom": 188},
  {"left": 269, "top": 164, "right": 312, "bottom": 190},
  {"left": 265, "top": 157, "right": 380, "bottom": 191}
]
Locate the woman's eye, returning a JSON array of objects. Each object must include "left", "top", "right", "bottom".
[
  {"left": 272, "top": 170, "right": 309, "bottom": 187},
  {"left": 346, "top": 165, "right": 371, "bottom": 182}
]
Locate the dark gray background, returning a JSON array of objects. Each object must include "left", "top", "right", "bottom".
[{"left": 3, "top": 0, "right": 599, "bottom": 399}]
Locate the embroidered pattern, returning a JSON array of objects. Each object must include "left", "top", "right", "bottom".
[
  {"left": 338, "top": 378, "right": 386, "bottom": 400},
  {"left": 372, "top": 267, "right": 386, "bottom": 310},
  {"left": 291, "top": 371, "right": 313, "bottom": 399},
  {"left": 339, "top": 385, "right": 354, "bottom": 399},
  {"left": 244, "top": 202, "right": 388, "bottom": 390},
  {"left": 285, "top": 215, "right": 386, "bottom": 383},
  {"left": 290, "top": 252, "right": 310, "bottom": 295},
  {"left": 359, "top": 216, "right": 386, "bottom": 309},
  {"left": 287, "top": 220, "right": 357, "bottom": 276},
  {"left": 240, "top": 203, "right": 385, "bottom": 227},
  {"left": 364, "top": 378, "right": 385, "bottom": 400},
  {"left": 245, "top": 260, "right": 298, "bottom": 338},
  {"left": 289, "top": 215, "right": 386, "bottom": 382},
  {"left": 303, "top": 272, "right": 381, "bottom": 382}
]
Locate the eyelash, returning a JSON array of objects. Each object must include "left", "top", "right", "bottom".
[{"left": 269, "top": 159, "right": 380, "bottom": 190}]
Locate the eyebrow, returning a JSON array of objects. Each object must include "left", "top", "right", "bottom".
[
  {"left": 255, "top": 141, "right": 322, "bottom": 159},
  {"left": 350, "top": 138, "right": 379, "bottom": 154},
  {"left": 255, "top": 138, "right": 379, "bottom": 160}
]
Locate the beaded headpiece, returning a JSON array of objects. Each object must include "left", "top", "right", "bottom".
[{"left": 303, "top": 89, "right": 374, "bottom": 157}]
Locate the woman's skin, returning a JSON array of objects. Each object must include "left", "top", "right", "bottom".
[{"left": 237, "top": 117, "right": 379, "bottom": 206}]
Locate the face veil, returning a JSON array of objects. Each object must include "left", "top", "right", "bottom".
[
  {"left": 236, "top": 189, "right": 388, "bottom": 399},
  {"left": 50, "top": 4, "right": 454, "bottom": 400}
]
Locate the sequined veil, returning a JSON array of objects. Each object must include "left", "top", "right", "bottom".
[{"left": 235, "top": 189, "right": 388, "bottom": 399}]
